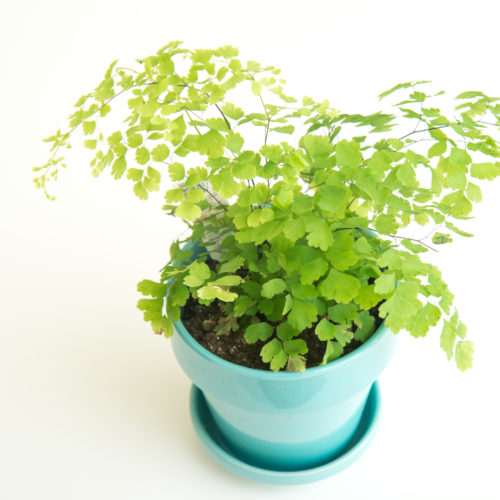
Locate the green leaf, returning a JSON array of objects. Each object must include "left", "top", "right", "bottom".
[
  {"left": 320, "top": 341, "right": 344, "bottom": 365},
  {"left": 353, "top": 311, "right": 376, "bottom": 342},
  {"left": 301, "top": 135, "right": 334, "bottom": 159},
  {"left": 126, "top": 168, "right": 143, "bottom": 182},
  {"left": 378, "top": 81, "right": 414, "bottom": 100},
  {"left": 292, "top": 195, "right": 314, "bottom": 215},
  {"left": 82, "top": 121, "right": 96, "bottom": 136},
  {"left": 205, "top": 117, "right": 229, "bottom": 132},
  {"left": 428, "top": 141, "right": 447, "bottom": 158},
  {"left": 84, "top": 139, "right": 97, "bottom": 150},
  {"left": 315, "top": 318, "right": 335, "bottom": 340},
  {"left": 291, "top": 284, "right": 317, "bottom": 300},
  {"left": 334, "top": 324, "right": 353, "bottom": 347},
  {"left": 168, "top": 281, "right": 190, "bottom": 307},
  {"left": 247, "top": 207, "right": 274, "bottom": 227},
  {"left": 455, "top": 341, "right": 474, "bottom": 372},
  {"left": 158, "top": 59, "right": 174, "bottom": 76},
  {"left": 175, "top": 199, "right": 202, "bottom": 221},
  {"left": 448, "top": 172, "right": 467, "bottom": 190},
  {"left": 455, "top": 91, "right": 485, "bottom": 100},
  {"left": 319, "top": 269, "right": 361, "bottom": 303},
  {"left": 445, "top": 221, "right": 473, "bottom": 238},
  {"left": 245, "top": 322, "right": 273, "bottom": 343},
  {"left": 432, "top": 232, "right": 453, "bottom": 245},
  {"left": 187, "top": 189, "right": 206, "bottom": 203},
  {"left": 379, "top": 281, "right": 421, "bottom": 333},
  {"left": 107, "top": 131, "right": 123, "bottom": 147},
  {"left": 355, "top": 285, "right": 383, "bottom": 309},
  {"left": 133, "top": 181, "right": 148, "bottom": 200},
  {"left": 450, "top": 148, "right": 472, "bottom": 166},
  {"left": 144, "top": 175, "right": 160, "bottom": 193},
  {"left": 336, "top": 139, "right": 362, "bottom": 168},
  {"left": 170, "top": 115, "right": 186, "bottom": 146},
  {"left": 451, "top": 193, "right": 473, "bottom": 216},
  {"left": 152, "top": 143, "right": 170, "bottom": 162},
  {"left": 277, "top": 322, "right": 300, "bottom": 341},
  {"left": 285, "top": 246, "right": 320, "bottom": 272},
  {"left": 226, "top": 131, "right": 244, "bottom": 153},
  {"left": 283, "top": 218, "right": 306, "bottom": 241},
  {"left": 397, "top": 162, "right": 418, "bottom": 188},
  {"left": 440, "top": 319, "right": 456, "bottom": 361},
  {"left": 196, "top": 130, "right": 227, "bottom": 158},
  {"left": 185, "top": 261, "right": 211, "bottom": 285},
  {"left": 128, "top": 133, "right": 143, "bottom": 148},
  {"left": 270, "top": 349, "right": 288, "bottom": 371},
  {"left": 261, "top": 338, "right": 283, "bottom": 363},
  {"left": 198, "top": 285, "right": 238, "bottom": 302},
  {"left": 299, "top": 258, "right": 328, "bottom": 285},
  {"left": 328, "top": 303, "right": 358, "bottom": 323},
  {"left": 219, "top": 255, "right": 245, "bottom": 274},
  {"left": 377, "top": 249, "right": 402, "bottom": 269},
  {"left": 168, "top": 162, "right": 185, "bottom": 181},
  {"left": 261, "top": 279, "right": 287, "bottom": 298},
  {"left": 401, "top": 257, "right": 429, "bottom": 277},
  {"left": 431, "top": 169, "right": 444, "bottom": 195},
  {"left": 137, "top": 279, "right": 168, "bottom": 298},
  {"left": 406, "top": 302, "right": 441, "bottom": 338},
  {"left": 95, "top": 88, "right": 115, "bottom": 102},
  {"left": 466, "top": 182, "right": 482, "bottom": 203},
  {"left": 207, "top": 85, "right": 226, "bottom": 104},
  {"left": 135, "top": 147, "right": 150, "bottom": 165},
  {"left": 283, "top": 294, "right": 293, "bottom": 315},
  {"left": 164, "top": 188, "right": 184, "bottom": 203},
  {"left": 325, "top": 234, "right": 358, "bottom": 271},
  {"left": 374, "top": 273, "right": 396, "bottom": 295},
  {"left": 287, "top": 300, "right": 317, "bottom": 331},
  {"left": 113, "top": 143, "right": 127, "bottom": 157},
  {"left": 401, "top": 239, "right": 428, "bottom": 253},
  {"left": 285, "top": 150, "right": 311, "bottom": 171},
  {"left": 211, "top": 171, "right": 242, "bottom": 198},
  {"left": 251, "top": 80, "right": 262, "bottom": 96},
  {"left": 352, "top": 237, "right": 372, "bottom": 255},
  {"left": 315, "top": 185, "right": 348, "bottom": 215},
  {"left": 111, "top": 156, "right": 127, "bottom": 180},
  {"left": 470, "top": 162, "right": 500, "bottom": 181},
  {"left": 439, "top": 286, "right": 455, "bottom": 315},
  {"left": 233, "top": 162, "right": 256, "bottom": 180},
  {"left": 233, "top": 295, "right": 255, "bottom": 316},
  {"left": 283, "top": 339, "right": 308, "bottom": 356},
  {"left": 271, "top": 125, "right": 293, "bottom": 135},
  {"left": 305, "top": 217, "right": 333, "bottom": 251},
  {"left": 374, "top": 214, "right": 399, "bottom": 235},
  {"left": 221, "top": 102, "right": 244, "bottom": 120}
]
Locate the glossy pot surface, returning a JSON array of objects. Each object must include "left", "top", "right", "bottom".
[{"left": 172, "top": 279, "right": 397, "bottom": 470}]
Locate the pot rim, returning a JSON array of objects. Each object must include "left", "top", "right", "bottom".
[{"left": 174, "top": 316, "right": 391, "bottom": 380}]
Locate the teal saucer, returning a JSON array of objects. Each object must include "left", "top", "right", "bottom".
[{"left": 189, "top": 381, "right": 382, "bottom": 486}]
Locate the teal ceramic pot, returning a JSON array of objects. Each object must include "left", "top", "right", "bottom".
[{"left": 170, "top": 244, "right": 399, "bottom": 473}]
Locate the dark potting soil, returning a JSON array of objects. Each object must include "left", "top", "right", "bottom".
[{"left": 181, "top": 262, "right": 384, "bottom": 371}]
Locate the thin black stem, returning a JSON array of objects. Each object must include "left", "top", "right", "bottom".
[
  {"left": 398, "top": 125, "right": 449, "bottom": 141},
  {"left": 387, "top": 234, "right": 438, "bottom": 252},
  {"left": 196, "top": 184, "right": 228, "bottom": 211}
]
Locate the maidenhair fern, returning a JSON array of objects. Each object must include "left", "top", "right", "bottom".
[{"left": 37, "top": 41, "right": 500, "bottom": 372}]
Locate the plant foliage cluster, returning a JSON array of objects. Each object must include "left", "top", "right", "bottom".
[{"left": 37, "top": 41, "right": 500, "bottom": 372}]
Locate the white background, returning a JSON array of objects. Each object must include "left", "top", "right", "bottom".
[{"left": 1, "top": 1, "right": 499, "bottom": 498}]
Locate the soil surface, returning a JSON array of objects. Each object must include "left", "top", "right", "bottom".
[{"left": 181, "top": 262, "right": 384, "bottom": 371}]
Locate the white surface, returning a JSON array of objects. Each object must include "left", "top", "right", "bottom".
[{"left": 1, "top": 1, "right": 499, "bottom": 498}]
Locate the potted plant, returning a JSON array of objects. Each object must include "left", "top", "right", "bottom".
[{"left": 35, "top": 41, "right": 498, "bottom": 485}]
